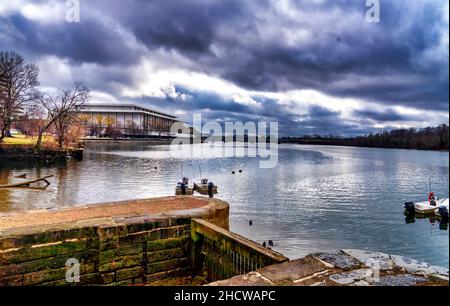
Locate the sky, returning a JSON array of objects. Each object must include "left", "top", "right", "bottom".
[{"left": 0, "top": 0, "right": 448, "bottom": 136}]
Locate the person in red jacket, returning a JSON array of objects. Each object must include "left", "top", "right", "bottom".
[{"left": 429, "top": 192, "right": 437, "bottom": 206}]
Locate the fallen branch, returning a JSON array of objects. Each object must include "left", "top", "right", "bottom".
[{"left": 0, "top": 175, "right": 54, "bottom": 188}]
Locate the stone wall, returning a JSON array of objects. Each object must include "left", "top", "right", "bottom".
[
  {"left": 0, "top": 146, "right": 83, "bottom": 163},
  {"left": 191, "top": 218, "right": 289, "bottom": 282},
  {"left": 0, "top": 197, "right": 229, "bottom": 286}
]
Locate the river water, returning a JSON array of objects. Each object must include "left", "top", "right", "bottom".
[{"left": 0, "top": 143, "right": 448, "bottom": 267}]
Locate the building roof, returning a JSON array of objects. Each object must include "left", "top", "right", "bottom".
[{"left": 79, "top": 102, "right": 177, "bottom": 120}]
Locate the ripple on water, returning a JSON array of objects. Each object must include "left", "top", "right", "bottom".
[{"left": 0, "top": 144, "right": 448, "bottom": 267}]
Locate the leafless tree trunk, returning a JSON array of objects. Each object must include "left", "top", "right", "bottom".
[
  {"left": 0, "top": 51, "right": 40, "bottom": 141},
  {"left": 35, "top": 83, "right": 90, "bottom": 150}
]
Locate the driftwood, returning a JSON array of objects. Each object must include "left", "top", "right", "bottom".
[{"left": 0, "top": 175, "right": 54, "bottom": 189}]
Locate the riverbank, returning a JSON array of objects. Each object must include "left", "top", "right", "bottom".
[
  {"left": 0, "top": 145, "right": 83, "bottom": 163},
  {"left": 281, "top": 138, "right": 449, "bottom": 152}
]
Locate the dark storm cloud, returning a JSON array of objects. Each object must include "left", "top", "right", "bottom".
[
  {"left": 353, "top": 108, "right": 419, "bottom": 122},
  {"left": 2, "top": 13, "right": 141, "bottom": 65},
  {"left": 121, "top": 0, "right": 245, "bottom": 54},
  {"left": 95, "top": 0, "right": 447, "bottom": 110},
  {"left": 0, "top": 0, "right": 448, "bottom": 135},
  {"left": 294, "top": 105, "right": 366, "bottom": 136}
]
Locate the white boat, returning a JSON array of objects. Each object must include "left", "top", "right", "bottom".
[
  {"left": 405, "top": 197, "right": 449, "bottom": 215},
  {"left": 193, "top": 178, "right": 218, "bottom": 195}
]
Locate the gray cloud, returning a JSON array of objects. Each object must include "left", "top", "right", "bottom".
[
  {"left": 0, "top": 0, "right": 448, "bottom": 135},
  {"left": 353, "top": 108, "right": 419, "bottom": 122}
]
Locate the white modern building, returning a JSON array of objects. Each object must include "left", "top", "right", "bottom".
[{"left": 77, "top": 103, "right": 179, "bottom": 137}]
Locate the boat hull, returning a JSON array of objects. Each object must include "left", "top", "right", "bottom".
[
  {"left": 413, "top": 198, "right": 449, "bottom": 215},
  {"left": 193, "top": 183, "right": 218, "bottom": 195},
  {"left": 175, "top": 187, "right": 193, "bottom": 195}
]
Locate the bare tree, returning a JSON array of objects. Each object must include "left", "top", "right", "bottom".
[
  {"left": 35, "top": 83, "right": 90, "bottom": 150},
  {"left": 14, "top": 103, "right": 46, "bottom": 137},
  {"left": 0, "top": 51, "right": 40, "bottom": 140}
]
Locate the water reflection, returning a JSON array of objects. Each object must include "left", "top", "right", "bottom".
[
  {"left": 0, "top": 144, "right": 448, "bottom": 267},
  {"left": 404, "top": 212, "right": 449, "bottom": 231}
]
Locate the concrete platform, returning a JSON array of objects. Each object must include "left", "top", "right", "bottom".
[
  {"left": 208, "top": 250, "right": 449, "bottom": 286},
  {"left": 0, "top": 196, "right": 228, "bottom": 235}
]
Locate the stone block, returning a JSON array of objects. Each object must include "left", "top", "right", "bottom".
[
  {"left": 0, "top": 227, "right": 96, "bottom": 250},
  {"left": 0, "top": 249, "right": 99, "bottom": 278},
  {"left": 115, "top": 266, "right": 142, "bottom": 281},
  {"left": 374, "top": 274, "right": 427, "bottom": 286},
  {"left": 99, "top": 272, "right": 115, "bottom": 285},
  {"left": 159, "top": 226, "right": 190, "bottom": 240},
  {"left": 342, "top": 249, "right": 394, "bottom": 270},
  {"left": 22, "top": 263, "right": 96, "bottom": 285},
  {"left": 99, "top": 253, "right": 144, "bottom": 272},
  {"left": 329, "top": 268, "right": 373, "bottom": 285},
  {"left": 99, "top": 244, "right": 143, "bottom": 262},
  {"left": 0, "top": 274, "right": 22, "bottom": 286},
  {"left": 118, "top": 232, "right": 148, "bottom": 246},
  {"left": 146, "top": 236, "right": 189, "bottom": 252},
  {"left": 147, "top": 248, "right": 186, "bottom": 264},
  {"left": 0, "top": 239, "right": 99, "bottom": 264},
  {"left": 146, "top": 257, "right": 189, "bottom": 275},
  {"left": 313, "top": 251, "right": 361, "bottom": 270},
  {"left": 257, "top": 256, "right": 327, "bottom": 284}
]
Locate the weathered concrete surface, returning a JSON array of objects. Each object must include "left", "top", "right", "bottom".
[
  {"left": 314, "top": 251, "right": 360, "bottom": 270},
  {"left": 0, "top": 196, "right": 228, "bottom": 232},
  {"left": 208, "top": 250, "right": 449, "bottom": 286},
  {"left": 342, "top": 249, "right": 393, "bottom": 270},
  {"left": 0, "top": 196, "right": 229, "bottom": 286}
]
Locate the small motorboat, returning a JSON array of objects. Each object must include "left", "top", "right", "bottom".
[
  {"left": 404, "top": 191, "right": 449, "bottom": 216},
  {"left": 193, "top": 178, "right": 218, "bottom": 195},
  {"left": 175, "top": 177, "right": 193, "bottom": 195}
]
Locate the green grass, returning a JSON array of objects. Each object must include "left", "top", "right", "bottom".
[{"left": 1, "top": 135, "right": 54, "bottom": 146}]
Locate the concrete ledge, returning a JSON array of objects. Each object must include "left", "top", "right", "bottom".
[
  {"left": 207, "top": 250, "right": 449, "bottom": 286},
  {"left": 0, "top": 196, "right": 228, "bottom": 236}
]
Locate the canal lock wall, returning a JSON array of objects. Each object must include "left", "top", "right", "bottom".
[{"left": 0, "top": 196, "right": 286, "bottom": 286}]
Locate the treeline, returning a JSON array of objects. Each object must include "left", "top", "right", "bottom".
[{"left": 282, "top": 124, "right": 449, "bottom": 151}]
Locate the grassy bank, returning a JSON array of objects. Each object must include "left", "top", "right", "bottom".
[{"left": 0, "top": 135, "right": 55, "bottom": 147}]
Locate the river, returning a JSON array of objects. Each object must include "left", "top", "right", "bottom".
[{"left": 0, "top": 143, "right": 448, "bottom": 267}]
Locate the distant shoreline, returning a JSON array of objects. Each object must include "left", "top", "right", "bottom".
[
  {"left": 82, "top": 136, "right": 449, "bottom": 152},
  {"left": 280, "top": 139, "right": 449, "bottom": 152}
]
